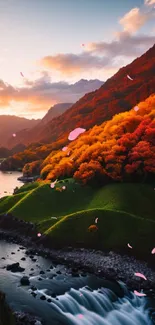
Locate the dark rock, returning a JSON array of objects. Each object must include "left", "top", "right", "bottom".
[
  {"left": 1, "top": 257, "right": 5, "bottom": 260},
  {"left": 31, "top": 268, "right": 34, "bottom": 271},
  {"left": 51, "top": 293, "right": 56, "bottom": 298},
  {"left": 11, "top": 252, "right": 15, "bottom": 254},
  {"left": 21, "top": 257, "right": 26, "bottom": 261},
  {"left": 20, "top": 276, "right": 30, "bottom": 286},
  {"left": 47, "top": 298, "right": 52, "bottom": 303},
  {"left": 7, "top": 262, "right": 25, "bottom": 272},
  {"left": 46, "top": 269, "right": 50, "bottom": 272},
  {"left": 38, "top": 277, "right": 42, "bottom": 281},
  {"left": 40, "top": 295, "right": 46, "bottom": 300},
  {"left": 39, "top": 270, "right": 45, "bottom": 275},
  {"left": 31, "top": 292, "right": 37, "bottom": 298},
  {"left": 56, "top": 270, "right": 61, "bottom": 274},
  {"left": 31, "top": 286, "right": 37, "bottom": 291}
]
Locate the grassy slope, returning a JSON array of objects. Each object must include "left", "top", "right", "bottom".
[{"left": 0, "top": 179, "right": 154, "bottom": 254}]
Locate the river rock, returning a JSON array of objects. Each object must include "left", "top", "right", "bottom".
[
  {"left": 39, "top": 270, "right": 45, "bottom": 274},
  {"left": 20, "top": 276, "right": 30, "bottom": 285},
  {"left": 6, "top": 262, "right": 25, "bottom": 272},
  {"left": 40, "top": 295, "right": 46, "bottom": 300},
  {"left": 21, "top": 257, "right": 26, "bottom": 261}
]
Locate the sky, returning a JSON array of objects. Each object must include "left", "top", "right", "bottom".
[{"left": 0, "top": 0, "right": 154, "bottom": 119}]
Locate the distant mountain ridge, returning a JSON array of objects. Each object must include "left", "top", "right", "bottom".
[
  {"left": 42, "top": 103, "right": 74, "bottom": 124},
  {"left": 0, "top": 115, "right": 40, "bottom": 148},
  {"left": 6, "top": 79, "right": 104, "bottom": 148}
]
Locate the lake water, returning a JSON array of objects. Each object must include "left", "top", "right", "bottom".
[
  {"left": 0, "top": 240, "right": 154, "bottom": 325},
  {"left": 0, "top": 171, "right": 23, "bottom": 198}
]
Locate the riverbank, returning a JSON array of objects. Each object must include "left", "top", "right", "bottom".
[{"left": 0, "top": 214, "right": 155, "bottom": 297}]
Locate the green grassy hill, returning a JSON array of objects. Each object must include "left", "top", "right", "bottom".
[{"left": 0, "top": 179, "right": 154, "bottom": 254}]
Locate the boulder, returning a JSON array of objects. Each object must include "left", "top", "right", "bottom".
[{"left": 20, "top": 276, "right": 30, "bottom": 286}]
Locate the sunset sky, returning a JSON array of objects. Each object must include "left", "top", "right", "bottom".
[{"left": 0, "top": 0, "right": 154, "bottom": 119}]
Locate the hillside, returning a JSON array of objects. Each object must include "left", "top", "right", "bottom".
[
  {"left": 0, "top": 180, "right": 154, "bottom": 255},
  {"left": 0, "top": 115, "right": 40, "bottom": 148},
  {"left": 41, "top": 103, "right": 74, "bottom": 124},
  {"left": 7, "top": 79, "right": 103, "bottom": 148},
  {"left": 7, "top": 44, "right": 155, "bottom": 147},
  {"left": 37, "top": 93, "right": 155, "bottom": 184}
]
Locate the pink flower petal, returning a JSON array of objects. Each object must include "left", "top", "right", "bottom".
[
  {"left": 20, "top": 72, "right": 24, "bottom": 77},
  {"left": 62, "top": 146, "right": 68, "bottom": 152},
  {"left": 62, "top": 186, "right": 66, "bottom": 190},
  {"left": 68, "top": 128, "right": 86, "bottom": 141},
  {"left": 134, "top": 290, "right": 146, "bottom": 297},
  {"left": 50, "top": 179, "right": 57, "bottom": 188},
  {"left": 78, "top": 314, "right": 84, "bottom": 319},
  {"left": 134, "top": 273, "right": 147, "bottom": 281},
  {"left": 12, "top": 133, "right": 16, "bottom": 137},
  {"left": 127, "top": 74, "right": 133, "bottom": 81},
  {"left": 127, "top": 243, "right": 132, "bottom": 249},
  {"left": 95, "top": 218, "right": 98, "bottom": 224},
  {"left": 151, "top": 248, "right": 155, "bottom": 254},
  {"left": 134, "top": 106, "right": 139, "bottom": 112},
  {"left": 37, "top": 233, "right": 41, "bottom": 237}
]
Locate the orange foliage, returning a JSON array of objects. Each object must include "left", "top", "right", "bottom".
[{"left": 41, "top": 94, "right": 155, "bottom": 184}]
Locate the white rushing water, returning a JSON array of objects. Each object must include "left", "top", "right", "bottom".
[{"left": 34, "top": 282, "right": 153, "bottom": 325}]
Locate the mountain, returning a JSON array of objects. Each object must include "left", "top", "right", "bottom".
[
  {"left": 42, "top": 103, "right": 73, "bottom": 124},
  {"left": 5, "top": 45, "right": 155, "bottom": 147},
  {"left": 0, "top": 115, "right": 40, "bottom": 148},
  {"left": 6, "top": 79, "right": 104, "bottom": 148}
]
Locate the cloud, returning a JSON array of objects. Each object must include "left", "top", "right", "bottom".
[
  {"left": 119, "top": 7, "right": 152, "bottom": 33},
  {"left": 39, "top": 6, "right": 154, "bottom": 77},
  {"left": 0, "top": 76, "right": 103, "bottom": 114},
  {"left": 144, "top": 0, "right": 155, "bottom": 5},
  {"left": 40, "top": 53, "right": 111, "bottom": 75},
  {"left": 86, "top": 32, "right": 155, "bottom": 57}
]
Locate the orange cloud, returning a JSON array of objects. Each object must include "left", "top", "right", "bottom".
[
  {"left": 40, "top": 53, "right": 111, "bottom": 75},
  {"left": 0, "top": 76, "right": 103, "bottom": 115},
  {"left": 119, "top": 8, "right": 152, "bottom": 33}
]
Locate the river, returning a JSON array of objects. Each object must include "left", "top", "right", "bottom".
[
  {"left": 0, "top": 171, "right": 23, "bottom": 198},
  {"left": 0, "top": 240, "right": 154, "bottom": 325}
]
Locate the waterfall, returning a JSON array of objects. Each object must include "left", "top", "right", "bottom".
[{"left": 33, "top": 282, "right": 154, "bottom": 324}]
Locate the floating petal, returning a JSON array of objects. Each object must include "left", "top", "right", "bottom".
[
  {"left": 68, "top": 128, "right": 86, "bottom": 141},
  {"left": 37, "top": 233, "right": 41, "bottom": 237},
  {"left": 95, "top": 218, "right": 98, "bottom": 224},
  {"left": 151, "top": 248, "right": 155, "bottom": 254},
  {"left": 134, "top": 290, "right": 146, "bottom": 297},
  {"left": 62, "top": 146, "right": 68, "bottom": 152},
  {"left": 127, "top": 243, "right": 132, "bottom": 249},
  {"left": 127, "top": 74, "right": 133, "bottom": 81},
  {"left": 50, "top": 179, "right": 57, "bottom": 188},
  {"left": 12, "top": 133, "right": 16, "bottom": 137},
  {"left": 134, "top": 273, "right": 147, "bottom": 281},
  {"left": 134, "top": 106, "right": 139, "bottom": 112}
]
